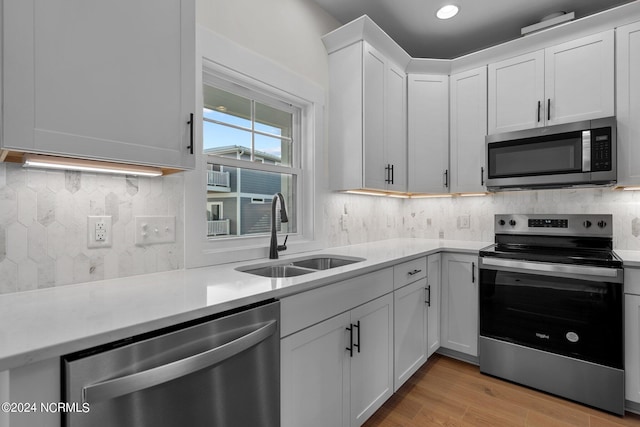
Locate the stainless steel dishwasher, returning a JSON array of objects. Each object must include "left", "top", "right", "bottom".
[{"left": 63, "top": 299, "right": 280, "bottom": 427}]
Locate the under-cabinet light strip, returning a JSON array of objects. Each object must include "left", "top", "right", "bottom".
[{"left": 22, "top": 154, "right": 163, "bottom": 177}]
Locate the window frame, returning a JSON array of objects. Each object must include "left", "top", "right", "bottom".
[
  {"left": 202, "top": 74, "right": 301, "bottom": 239},
  {"left": 184, "top": 27, "right": 324, "bottom": 268}
]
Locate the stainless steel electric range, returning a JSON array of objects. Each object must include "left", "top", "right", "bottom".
[{"left": 479, "top": 214, "right": 624, "bottom": 415}]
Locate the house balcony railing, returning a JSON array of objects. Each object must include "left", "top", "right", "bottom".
[
  {"left": 208, "top": 219, "right": 230, "bottom": 236},
  {"left": 207, "top": 170, "right": 230, "bottom": 192}
]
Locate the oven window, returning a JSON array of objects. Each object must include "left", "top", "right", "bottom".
[
  {"left": 488, "top": 132, "right": 583, "bottom": 178},
  {"left": 479, "top": 269, "right": 622, "bottom": 368}
]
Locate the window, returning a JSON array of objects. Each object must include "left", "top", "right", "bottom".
[
  {"left": 202, "top": 77, "right": 300, "bottom": 239},
  {"left": 185, "top": 28, "right": 323, "bottom": 268}
]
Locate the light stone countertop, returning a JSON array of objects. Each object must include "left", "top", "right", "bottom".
[
  {"left": 615, "top": 249, "right": 640, "bottom": 268},
  {"left": 2, "top": 237, "right": 638, "bottom": 372},
  {"left": 0, "top": 238, "right": 488, "bottom": 372}
]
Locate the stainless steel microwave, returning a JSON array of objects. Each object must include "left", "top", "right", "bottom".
[{"left": 485, "top": 117, "right": 616, "bottom": 191}]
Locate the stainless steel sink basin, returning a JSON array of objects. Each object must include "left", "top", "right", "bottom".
[
  {"left": 240, "top": 265, "right": 314, "bottom": 278},
  {"left": 291, "top": 257, "right": 362, "bottom": 270},
  {"left": 237, "top": 255, "right": 365, "bottom": 278}
]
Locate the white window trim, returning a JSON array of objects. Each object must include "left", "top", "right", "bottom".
[{"left": 184, "top": 26, "right": 325, "bottom": 268}]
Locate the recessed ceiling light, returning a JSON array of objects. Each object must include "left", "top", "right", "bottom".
[{"left": 436, "top": 4, "right": 459, "bottom": 20}]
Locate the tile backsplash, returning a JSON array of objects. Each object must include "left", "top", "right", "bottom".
[
  {"left": 3, "top": 158, "right": 640, "bottom": 295},
  {"left": 323, "top": 188, "right": 640, "bottom": 250},
  {"left": 0, "top": 163, "right": 184, "bottom": 294}
]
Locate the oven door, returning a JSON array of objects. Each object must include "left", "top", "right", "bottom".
[{"left": 479, "top": 257, "right": 623, "bottom": 369}]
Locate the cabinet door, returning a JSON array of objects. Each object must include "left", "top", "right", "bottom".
[
  {"left": 407, "top": 74, "right": 449, "bottom": 193},
  {"left": 281, "top": 312, "right": 350, "bottom": 427},
  {"left": 3, "top": 0, "right": 195, "bottom": 170},
  {"left": 545, "top": 30, "right": 614, "bottom": 126},
  {"left": 450, "top": 67, "right": 487, "bottom": 193},
  {"left": 393, "top": 279, "right": 427, "bottom": 391},
  {"left": 350, "top": 294, "right": 393, "bottom": 426},
  {"left": 441, "top": 253, "right": 478, "bottom": 357},
  {"left": 427, "top": 253, "right": 441, "bottom": 357},
  {"left": 626, "top": 293, "right": 640, "bottom": 405},
  {"left": 488, "top": 51, "right": 545, "bottom": 134},
  {"left": 363, "top": 43, "right": 387, "bottom": 190},
  {"left": 616, "top": 21, "right": 640, "bottom": 187},
  {"left": 385, "top": 63, "right": 407, "bottom": 192}
]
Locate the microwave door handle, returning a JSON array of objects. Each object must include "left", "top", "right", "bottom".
[
  {"left": 480, "top": 257, "right": 620, "bottom": 280},
  {"left": 582, "top": 130, "right": 591, "bottom": 172},
  {"left": 81, "top": 320, "right": 277, "bottom": 404}
]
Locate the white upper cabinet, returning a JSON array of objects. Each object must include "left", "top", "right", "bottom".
[
  {"left": 488, "top": 51, "right": 545, "bottom": 134},
  {"left": 545, "top": 30, "right": 614, "bottom": 126},
  {"left": 328, "top": 41, "right": 407, "bottom": 192},
  {"left": 407, "top": 74, "right": 449, "bottom": 194},
  {"left": 488, "top": 30, "right": 614, "bottom": 134},
  {"left": 616, "top": 20, "right": 640, "bottom": 187},
  {"left": 2, "top": 0, "right": 196, "bottom": 170},
  {"left": 450, "top": 66, "right": 487, "bottom": 194}
]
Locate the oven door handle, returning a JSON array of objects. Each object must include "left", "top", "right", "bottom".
[
  {"left": 480, "top": 257, "right": 622, "bottom": 281},
  {"left": 81, "top": 320, "right": 277, "bottom": 404}
]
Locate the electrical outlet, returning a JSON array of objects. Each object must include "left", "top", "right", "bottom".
[
  {"left": 458, "top": 215, "right": 470, "bottom": 229},
  {"left": 340, "top": 214, "right": 350, "bottom": 231},
  {"left": 88, "top": 216, "right": 112, "bottom": 248}
]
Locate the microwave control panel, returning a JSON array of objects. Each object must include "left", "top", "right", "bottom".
[{"left": 591, "top": 127, "right": 612, "bottom": 171}]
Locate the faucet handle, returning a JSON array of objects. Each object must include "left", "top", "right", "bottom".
[{"left": 277, "top": 235, "right": 288, "bottom": 252}]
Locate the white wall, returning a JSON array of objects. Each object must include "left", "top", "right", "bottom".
[{"left": 196, "top": 0, "right": 340, "bottom": 89}]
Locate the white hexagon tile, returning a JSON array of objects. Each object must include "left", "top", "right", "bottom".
[
  {"left": 3, "top": 160, "right": 640, "bottom": 295},
  {"left": 0, "top": 163, "right": 184, "bottom": 294}
]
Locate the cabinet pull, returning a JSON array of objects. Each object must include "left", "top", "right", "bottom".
[
  {"left": 346, "top": 324, "right": 354, "bottom": 358},
  {"left": 481, "top": 166, "right": 484, "bottom": 186},
  {"left": 537, "top": 101, "right": 541, "bottom": 123},
  {"left": 353, "top": 320, "right": 361, "bottom": 353},
  {"left": 385, "top": 164, "right": 391, "bottom": 184},
  {"left": 425, "top": 285, "right": 431, "bottom": 307},
  {"left": 444, "top": 170, "right": 449, "bottom": 188},
  {"left": 187, "top": 113, "right": 194, "bottom": 155},
  {"left": 472, "top": 262, "right": 476, "bottom": 283},
  {"left": 547, "top": 99, "right": 551, "bottom": 121},
  {"left": 390, "top": 164, "right": 394, "bottom": 185},
  {"left": 408, "top": 268, "right": 422, "bottom": 276}
]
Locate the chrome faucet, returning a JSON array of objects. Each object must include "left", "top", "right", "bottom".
[{"left": 269, "top": 192, "right": 288, "bottom": 259}]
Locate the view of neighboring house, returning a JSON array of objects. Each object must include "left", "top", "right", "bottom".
[{"left": 205, "top": 146, "right": 289, "bottom": 237}]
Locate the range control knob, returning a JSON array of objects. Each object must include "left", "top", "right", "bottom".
[
  {"left": 498, "top": 219, "right": 506, "bottom": 226},
  {"left": 509, "top": 219, "right": 517, "bottom": 227},
  {"left": 583, "top": 220, "right": 592, "bottom": 228},
  {"left": 598, "top": 220, "right": 607, "bottom": 228}
]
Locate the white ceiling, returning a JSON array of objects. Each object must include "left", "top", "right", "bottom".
[{"left": 312, "top": 0, "right": 636, "bottom": 59}]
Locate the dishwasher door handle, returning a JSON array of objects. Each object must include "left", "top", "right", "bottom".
[{"left": 82, "top": 320, "right": 278, "bottom": 404}]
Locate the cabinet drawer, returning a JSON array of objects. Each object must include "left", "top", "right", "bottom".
[
  {"left": 626, "top": 268, "right": 640, "bottom": 295},
  {"left": 281, "top": 268, "right": 393, "bottom": 337},
  {"left": 393, "top": 257, "right": 427, "bottom": 289}
]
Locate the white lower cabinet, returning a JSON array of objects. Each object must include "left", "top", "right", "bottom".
[
  {"left": 281, "top": 312, "right": 351, "bottom": 427},
  {"left": 441, "top": 253, "right": 478, "bottom": 357},
  {"left": 625, "top": 268, "right": 640, "bottom": 407},
  {"left": 427, "top": 254, "right": 441, "bottom": 357},
  {"left": 281, "top": 291, "right": 394, "bottom": 427},
  {"left": 350, "top": 295, "right": 394, "bottom": 425},
  {"left": 392, "top": 255, "right": 440, "bottom": 391},
  {"left": 393, "top": 278, "right": 428, "bottom": 391}
]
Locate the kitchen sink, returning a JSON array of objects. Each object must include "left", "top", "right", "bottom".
[
  {"left": 291, "top": 257, "right": 361, "bottom": 270},
  {"left": 237, "top": 255, "right": 365, "bottom": 278},
  {"left": 240, "top": 265, "right": 314, "bottom": 278}
]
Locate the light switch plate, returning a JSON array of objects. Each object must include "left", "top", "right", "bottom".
[{"left": 135, "top": 216, "right": 176, "bottom": 246}]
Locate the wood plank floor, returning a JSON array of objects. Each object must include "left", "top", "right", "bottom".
[{"left": 363, "top": 355, "right": 640, "bottom": 427}]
